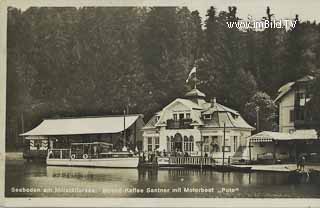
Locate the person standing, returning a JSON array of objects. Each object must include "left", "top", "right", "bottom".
[{"left": 301, "top": 156, "right": 306, "bottom": 171}]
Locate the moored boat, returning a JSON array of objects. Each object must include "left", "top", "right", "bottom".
[{"left": 46, "top": 142, "right": 139, "bottom": 168}]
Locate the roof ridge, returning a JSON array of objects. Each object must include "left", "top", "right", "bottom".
[{"left": 44, "top": 114, "right": 143, "bottom": 120}]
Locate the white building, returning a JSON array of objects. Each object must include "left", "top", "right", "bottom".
[{"left": 142, "top": 88, "right": 254, "bottom": 162}]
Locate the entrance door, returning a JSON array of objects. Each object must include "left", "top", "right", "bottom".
[{"left": 174, "top": 133, "right": 183, "bottom": 152}]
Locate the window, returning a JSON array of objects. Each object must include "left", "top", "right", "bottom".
[
  {"left": 233, "top": 136, "right": 238, "bottom": 152},
  {"left": 203, "top": 136, "right": 209, "bottom": 143},
  {"left": 204, "top": 145, "right": 210, "bottom": 153},
  {"left": 183, "top": 136, "right": 194, "bottom": 152},
  {"left": 222, "top": 146, "right": 231, "bottom": 152},
  {"left": 289, "top": 110, "right": 294, "bottom": 122},
  {"left": 295, "top": 109, "right": 305, "bottom": 121},
  {"left": 186, "top": 113, "right": 190, "bottom": 119},
  {"left": 204, "top": 114, "right": 212, "bottom": 120},
  {"left": 211, "top": 136, "right": 218, "bottom": 142},
  {"left": 179, "top": 113, "right": 184, "bottom": 120},
  {"left": 170, "top": 136, "right": 175, "bottom": 151},
  {"left": 155, "top": 137, "right": 160, "bottom": 150},
  {"left": 173, "top": 114, "right": 177, "bottom": 121},
  {"left": 156, "top": 116, "right": 160, "bottom": 122},
  {"left": 147, "top": 137, "right": 153, "bottom": 152}
]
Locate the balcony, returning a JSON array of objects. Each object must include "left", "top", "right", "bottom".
[{"left": 166, "top": 119, "right": 193, "bottom": 129}]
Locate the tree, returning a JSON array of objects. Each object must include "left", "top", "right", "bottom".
[
  {"left": 199, "top": 6, "right": 257, "bottom": 112},
  {"left": 244, "top": 92, "right": 278, "bottom": 133}
]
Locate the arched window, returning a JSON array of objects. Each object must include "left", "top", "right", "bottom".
[
  {"left": 183, "top": 136, "right": 189, "bottom": 152},
  {"left": 170, "top": 136, "right": 175, "bottom": 152},
  {"left": 190, "top": 136, "right": 194, "bottom": 151}
]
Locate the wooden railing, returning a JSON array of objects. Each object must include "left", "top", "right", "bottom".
[
  {"left": 169, "top": 156, "right": 215, "bottom": 166},
  {"left": 48, "top": 149, "right": 71, "bottom": 159}
]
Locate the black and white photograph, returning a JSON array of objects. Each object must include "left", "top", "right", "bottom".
[{"left": 2, "top": 0, "right": 320, "bottom": 207}]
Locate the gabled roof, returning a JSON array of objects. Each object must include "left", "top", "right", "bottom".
[
  {"left": 274, "top": 82, "right": 295, "bottom": 103},
  {"left": 20, "top": 115, "right": 142, "bottom": 136},
  {"left": 203, "top": 111, "right": 254, "bottom": 129},
  {"left": 184, "top": 88, "right": 206, "bottom": 98},
  {"left": 142, "top": 115, "right": 158, "bottom": 130},
  {"left": 274, "top": 75, "right": 314, "bottom": 103},
  {"left": 202, "top": 102, "right": 239, "bottom": 115},
  {"left": 296, "top": 75, "right": 315, "bottom": 82}
]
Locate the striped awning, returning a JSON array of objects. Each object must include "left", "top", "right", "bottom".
[
  {"left": 249, "top": 131, "right": 292, "bottom": 143},
  {"left": 250, "top": 137, "right": 273, "bottom": 143}
]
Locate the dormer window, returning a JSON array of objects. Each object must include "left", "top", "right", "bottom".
[
  {"left": 156, "top": 116, "right": 160, "bottom": 122},
  {"left": 232, "top": 114, "right": 239, "bottom": 119},
  {"left": 173, "top": 114, "right": 177, "bottom": 121},
  {"left": 204, "top": 114, "right": 212, "bottom": 120}
]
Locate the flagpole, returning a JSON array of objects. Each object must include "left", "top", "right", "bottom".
[{"left": 194, "top": 69, "right": 197, "bottom": 89}]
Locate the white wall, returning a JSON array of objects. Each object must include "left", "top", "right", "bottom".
[{"left": 279, "top": 90, "right": 295, "bottom": 133}]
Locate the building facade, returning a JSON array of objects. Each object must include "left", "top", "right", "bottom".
[
  {"left": 275, "top": 75, "right": 315, "bottom": 133},
  {"left": 142, "top": 88, "right": 254, "bottom": 162}
]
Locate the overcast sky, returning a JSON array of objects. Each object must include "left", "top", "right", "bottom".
[
  {"left": 8, "top": 0, "right": 320, "bottom": 23},
  {"left": 189, "top": 0, "right": 320, "bottom": 23}
]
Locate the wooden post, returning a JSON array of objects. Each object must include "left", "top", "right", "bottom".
[
  {"left": 123, "top": 109, "right": 126, "bottom": 149},
  {"left": 200, "top": 127, "right": 203, "bottom": 170},
  {"left": 273, "top": 140, "right": 277, "bottom": 164},
  {"left": 222, "top": 123, "right": 226, "bottom": 166},
  {"left": 256, "top": 106, "right": 260, "bottom": 133},
  {"left": 249, "top": 140, "right": 252, "bottom": 163}
]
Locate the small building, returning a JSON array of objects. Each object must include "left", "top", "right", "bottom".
[
  {"left": 248, "top": 129, "right": 319, "bottom": 163},
  {"left": 20, "top": 114, "right": 145, "bottom": 160},
  {"left": 142, "top": 88, "right": 254, "bottom": 163}
]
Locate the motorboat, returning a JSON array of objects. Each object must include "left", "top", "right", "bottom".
[{"left": 46, "top": 142, "right": 139, "bottom": 168}]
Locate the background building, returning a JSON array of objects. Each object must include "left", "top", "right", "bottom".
[{"left": 275, "top": 75, "right": 315, "bottom": 133}]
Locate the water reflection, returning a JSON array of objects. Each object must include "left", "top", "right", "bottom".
[{"left": 5, "top": 160, "right": 320, "bottom": 198}]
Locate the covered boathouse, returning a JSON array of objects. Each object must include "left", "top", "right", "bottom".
[{"left": 20, "top": 114, "right": 145, "bottom": 160}]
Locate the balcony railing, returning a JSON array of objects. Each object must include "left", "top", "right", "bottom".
[{"left": 166, "top": 119, "right": 193, "bottom": 129}]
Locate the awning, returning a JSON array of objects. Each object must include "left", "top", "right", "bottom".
[
  {"left": 20, "top": 115, "right": 142, "bottom": 136},
  {"left": 249, "top": 131, "right": 292, "bottom": 143},
  {"left": 249, "top": 130, "right": 318, "bottom": 143}
]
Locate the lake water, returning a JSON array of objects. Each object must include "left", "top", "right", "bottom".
[{"left": 5, "top": 160, "right": 320, "bottom": 198}]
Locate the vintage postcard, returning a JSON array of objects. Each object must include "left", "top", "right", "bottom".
[{"left": 1, "top": 0, "right": 320, "bottom": 207}]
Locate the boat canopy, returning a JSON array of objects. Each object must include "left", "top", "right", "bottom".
[
  {"left": 71, "top": 142, "right": 113, "bottom": 146},
  {"left": 20, "top": 115, "right": 142, "bottom": 136}
]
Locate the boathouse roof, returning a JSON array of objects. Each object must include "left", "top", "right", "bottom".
[{"left": 20, "top": 114, "right": 143, "bottom": 136}]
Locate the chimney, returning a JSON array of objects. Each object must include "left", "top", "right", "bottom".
[{"left": 210, "top": 97, "right": 216, "bottom": 106}]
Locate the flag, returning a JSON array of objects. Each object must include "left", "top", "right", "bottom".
[{"left": 186, "top": 67, "right": 196, "bottom": 83}]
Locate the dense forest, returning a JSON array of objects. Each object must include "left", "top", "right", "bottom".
[{"left": 6, "top": 6, "right": 320, "bottom": 150}]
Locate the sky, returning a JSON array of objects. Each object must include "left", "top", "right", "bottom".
[
  {"left": 7, "top": 0, "right": 320, "bottom": 23},
  {"left": 188, "top": 0, "right": 320, "bottom": 23}
]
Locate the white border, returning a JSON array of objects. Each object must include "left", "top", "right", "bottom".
[{"left": 1, "top": 0, "right": 320, "bottom": 207}]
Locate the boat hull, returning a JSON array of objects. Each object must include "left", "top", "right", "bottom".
[{"left": 47, "top": 158, "right": 139, "bottom": 168}]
